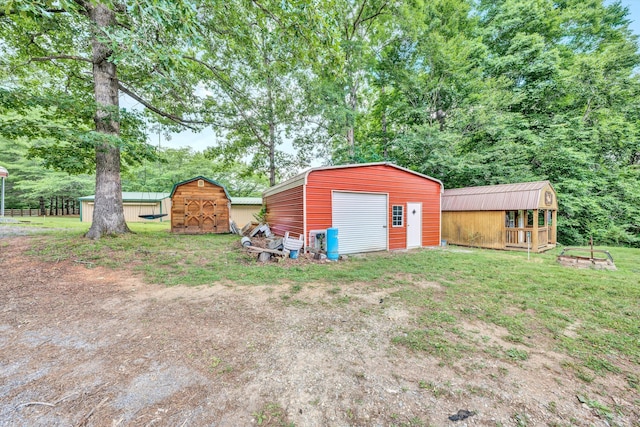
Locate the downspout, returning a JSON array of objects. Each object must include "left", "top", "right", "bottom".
[{"left": 79, "top": 199, "right": 82, "bottom": 222}]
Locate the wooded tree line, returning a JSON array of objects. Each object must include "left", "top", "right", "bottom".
[
  {"left": 1, "top": 0, "right": 638, "bottom": 245},
  {"left": 0, "top": 139, "right": 267, "bottom": 208}
]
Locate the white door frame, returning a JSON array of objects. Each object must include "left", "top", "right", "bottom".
[{"left": 406, "top": 202, "right": 422, "bottom": 249}]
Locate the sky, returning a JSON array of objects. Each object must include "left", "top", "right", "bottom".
[{"left": 136, "top": 0, "right": 640, "bottom": 153}]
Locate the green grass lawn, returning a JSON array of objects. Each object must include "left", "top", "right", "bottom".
[{"left": 7, "top": 217, "right": 640, "bottom": 392}]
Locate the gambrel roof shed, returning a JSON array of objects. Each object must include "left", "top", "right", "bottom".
[
  {"left": 442, "top": 181, "right": 557, "bottom": 211},
  {"left": 170, "top": 176, "right": 231, "bottom": 234},
  {"left": 441, "top": 181, "right": 558, "bottom": 252}
]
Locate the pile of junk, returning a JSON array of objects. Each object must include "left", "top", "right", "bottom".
[{"left": 237, "top": 223, "right": 339, "bottom": 263}]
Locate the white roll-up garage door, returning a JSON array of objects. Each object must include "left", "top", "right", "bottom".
[{"left": 332, "top": 191, "right": 388, "bottom": 254}]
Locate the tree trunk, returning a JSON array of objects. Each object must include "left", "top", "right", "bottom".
[
  {"left": 346, "top": 80, "right": 358, "bottom": 160},
  {"left": 265, "top": 62, "right": 276, "bottom": 187},
  {"left": 268, "top": 122, "right": 276, "bottom": 186},
  {"left": 381, "top": 86, "right": 388, "bottom": 159},
  {"left": 85, "top": 2, "right": 130, "bottom": 239}
]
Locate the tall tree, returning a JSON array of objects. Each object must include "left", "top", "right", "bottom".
[
  {"left": 191, "top": 0, "right": 315, "bottom": 186},
  {"left": 1, "top": 0, "right": 203, "bottom": 238},
  {"left": 470, "top": 0, "right": 640, "bottom": 245},
  {"left": 305, "top": 0, "right": 392, "bottom": 163}
]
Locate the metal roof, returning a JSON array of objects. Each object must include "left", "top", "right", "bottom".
[
  {"left": 264, "top": 162, "right": 443, "bottom": 198},
  {"left": 442, "top": 181, "right": 553, "bottom": 211},
  {"left": 0, "top": 166, "right": 7, "bottom": 178},
  {"left": 78, "top": 192, "right": 170, "bottom": 202},
  {"left": 230, "top": 197, "right": 262, "bottom": 205},
  {"left": 79, "top": 193, "right": 262, "bottom": 205}
]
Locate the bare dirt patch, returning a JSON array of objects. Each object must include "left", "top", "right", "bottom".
[{"left": 0, "top": 237, "right": 636, "bottom": 426}]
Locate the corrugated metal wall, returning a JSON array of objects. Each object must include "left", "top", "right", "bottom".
[
  {"left": 230, "top": 205, "right": 261, "bottom": 227},
  {"left": 306, "top": 164, "right": 442, "bottom": 250},
  {"left": 264, "top": 185, "right": 304, "bottom": 238}
]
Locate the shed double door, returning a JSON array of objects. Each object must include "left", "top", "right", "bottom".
[
  {"left": 332, "top": 191, "right": 388, "bottom": 254},
  {"left": 184, "top": 198, "right": 228, "bottom": 233}
]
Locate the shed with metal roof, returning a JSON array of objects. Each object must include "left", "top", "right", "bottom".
[
  {"left": 441, "top": 181, "right": 558, "bottom": 252},
  {"left": 79, "top": 192, "right": 170, "bottom": 223},
  {"left": 78, "top": 190, "right": 260, "bottom": 227},
  {"left": 263, "top": 162, "right": 443, "bottom": 255},
  {"left": 170, "top": 176, "right": 231, "bottom": 234},
  {"left": 229, "top": 197, "right": 263, "bottom": 227}
]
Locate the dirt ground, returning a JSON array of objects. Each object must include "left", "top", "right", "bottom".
[{"left": 0, "top": 235, "right": 637, "bottom": 426}]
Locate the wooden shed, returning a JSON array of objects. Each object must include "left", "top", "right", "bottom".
[
  {"left": 441, "top": 181, "right": 558, "bottom": 252},
  {"left": 170, "top": 176, "right": 231, "bottom": 234},
  {"left": 79, "top": 192, "right": 170, "bottom": 223},
  {"left": 263, "top": 162, "right": 443, "bottom": 255}
]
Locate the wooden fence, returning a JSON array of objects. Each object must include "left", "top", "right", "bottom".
[
  {"left": 4, "top": 196, "right": 80, "bottom": 217},
  {"left": 4, "top": 208, "right": 79, "bottom": 217}
]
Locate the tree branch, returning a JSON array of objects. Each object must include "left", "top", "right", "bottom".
[
  {"left": 0, "top": 8, "right": 66, "bottom": 17},
  {"left": 183, "top": 56, "right": 243, "bottom": 98},
  {"left": 181, "top": 56, "right": 267, "bottom": 146},
  {"left": 360, "top": 1, "right": 388, "bottom": 27},
  {"left": 251, "top": 0, "right": 282, "bottom": 25},
  {"left": 117, "top": 82, "right": 205, "bottom": 130},
  {"left": 30, "top": 55, "right": 93, "bottom": 64},
  {"left": 351, "top": 0, "right": 368, "bottom": 38}
]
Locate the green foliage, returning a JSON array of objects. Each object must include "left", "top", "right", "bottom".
[
  {"left": 192, "top": 0, "right": 332, "bottom": 185},
  {"left": 349, "top": 0, "right": 640, "bottom": 247},
  {"left": 121, "top": 147, "right": 268, "bottom": 196},
  {"left": 1, "top": 0, "right": 638, "bottom": 244},
  {"left": 0, "top": 137, "right": 94, "bottom": 207}
]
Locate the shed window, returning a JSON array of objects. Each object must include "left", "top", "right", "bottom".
[
  {"left": 539, "top": 210, "right": 546, "bottom": 226},
  {"left": 505, "top": 211, "right": 516, "bottom": 228},
  {"left": 392, "top": 205, "right": 404, "bottom": 227}
]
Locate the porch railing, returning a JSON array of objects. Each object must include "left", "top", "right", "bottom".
[
  {"left": 538, "top": 228, "right": 548, "bottom": 248},
  {"left": 505, "top": 227, "right": 550, "bottom": 248}
]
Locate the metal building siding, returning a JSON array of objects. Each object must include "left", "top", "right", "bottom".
[
  {"left": 264, "top": 185, "right": 304, "bottom": 238},
  {"left": 230, "top": 205, "right": 261, "bottom": 227},
  {"left": 80, "top": 198, "right": 171, "bottom": 223},
  {"left": 305, "top": 164, "right": 441, "bottom": 250}
]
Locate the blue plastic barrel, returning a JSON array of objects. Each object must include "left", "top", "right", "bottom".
[
  {"left": 289, "top": 250, "right": 299, "bottom": 259},
  {"left": 326, "top": 227, "right": 339, "bottom": 260}
]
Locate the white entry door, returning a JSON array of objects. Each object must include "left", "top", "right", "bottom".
[
  {"left": 406, "top": 202, "right": 422, "bottom": 249},
  {"left": 332, "top": 192, "right": 387, "bottom": 254}
]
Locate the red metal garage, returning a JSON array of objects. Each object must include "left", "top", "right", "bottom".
[{"left": 263, "top": 162, "right": 443, "bottom": 255}]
